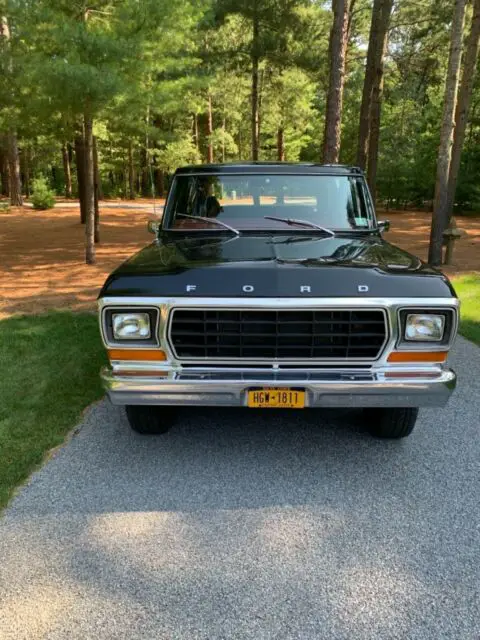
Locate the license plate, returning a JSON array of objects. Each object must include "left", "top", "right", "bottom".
[{"left": 247, "top": 388, "right": 305, "bottom": 409}]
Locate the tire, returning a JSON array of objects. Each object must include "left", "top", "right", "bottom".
[
  {"left": 364, "top": 407, "right": 419, "bottom": 439},
  {"left": 125, "top": 405, "right": 177, "bottom": 435}
]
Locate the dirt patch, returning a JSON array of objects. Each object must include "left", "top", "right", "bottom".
[
  {"left": 0, "top": 203, "right": 479, "bottom": 318},
  {"left": 0, "top": 202, "right": 161, "bottom": 318},
  {"left": 384, "top": 210, "right": 480, "bottom": 275}
]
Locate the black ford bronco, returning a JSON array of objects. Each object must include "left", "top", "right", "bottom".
[{"left": 98, "top": 163, "right": 458, "bottom": 439}]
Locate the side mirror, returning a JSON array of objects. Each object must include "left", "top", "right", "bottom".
[
  {"left": 378, "top": 220, "right": 390, "bottom": 232},
  {"left": 147, "top": 220, "right": 160, "bottom": 234}
]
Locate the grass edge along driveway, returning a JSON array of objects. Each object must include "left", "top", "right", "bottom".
[
  {"left": 0, "top": 274, "right": 478, "bottom": 511},
  {"left": 453, "top": 274, "right": 480, "bottom": 346},
  {"left": 0, "top": 312, "right": 106, "bottom": 510}
]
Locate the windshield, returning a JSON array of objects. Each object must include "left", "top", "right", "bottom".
[{"left": 164, "top": 174, "right": 375, "bottom": 232}]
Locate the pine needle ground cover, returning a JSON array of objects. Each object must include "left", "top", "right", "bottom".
[{"left": 0, "top": 312, "right": 106, "bottom": 510}]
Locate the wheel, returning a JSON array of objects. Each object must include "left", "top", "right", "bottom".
[
  {"left": 125, "top": 405, "right": 177, "bottom": 435},
  {"left": 364, "top": 407, "right": 419, "bottom": 439}
]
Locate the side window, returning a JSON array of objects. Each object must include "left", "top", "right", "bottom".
[{"left": 351, "top": 179, "right": 370, "bottom": 227}]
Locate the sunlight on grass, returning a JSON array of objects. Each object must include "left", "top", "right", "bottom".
[
  {"left": 453, "top": 274, "right": 480, "bottom": 346},
  {"left": 0, "top": 312, "right": 106, "bottom": 510}
]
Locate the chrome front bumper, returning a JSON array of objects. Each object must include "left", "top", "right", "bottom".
[{"left": 101, "top": 366, "right": 456, "bottom": 408}]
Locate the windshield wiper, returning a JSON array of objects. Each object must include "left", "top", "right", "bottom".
[
  {"left": 264, "top": 216, "right": 335, "bottom": 237},
  {"left": 176, "top": 214, "right": 240, "bottom": 236}
]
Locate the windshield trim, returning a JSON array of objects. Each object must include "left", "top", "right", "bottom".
[
  {"left": 162, "top": 172, "right": 379, "bottom": 232},
  {"left": 161, "top": 227, "right": 379, "bottom": 236}
]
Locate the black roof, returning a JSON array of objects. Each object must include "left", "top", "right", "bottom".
[{"left": 175, "top": 162, "right": 364, "bottom": 176}]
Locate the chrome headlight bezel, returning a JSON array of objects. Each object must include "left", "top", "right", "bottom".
[
  {"left": 103, "top": 307, "right": 160, "bottom": 346},
  {"left": 397, "top": 308, "right": 456, "bottom": 348}
]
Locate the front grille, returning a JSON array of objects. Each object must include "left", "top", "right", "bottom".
[{"left": 169, "top": 309, "right": 387, "bottom": 361}]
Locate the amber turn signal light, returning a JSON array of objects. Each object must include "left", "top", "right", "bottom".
[
  {"left": 107, "top": 348, "right": 167, "bottom": 361},
  {"left": 387, "top": 351, "right": 448, "bottom": 363}
]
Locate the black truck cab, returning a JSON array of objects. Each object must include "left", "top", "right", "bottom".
[{"left": 98, "top": 163, "right": 458, "bottom": 438}]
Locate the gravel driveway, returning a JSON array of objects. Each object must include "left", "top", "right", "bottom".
[{"left": 0, "top": 337, "right": 478, "bottom": 639}]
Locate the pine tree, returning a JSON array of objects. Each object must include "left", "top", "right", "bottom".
[
  {"left": 428, "top": 0, "right": 467, "bottom": 266},
  {"left": 366, "top": 0, "right": 393, "bottom": 201},
  {"left": 213, "top": 0, "right": 306, "bottom": 160},
  {"left": 356, "top": 0, "right": 393, "bottom": 186},
  {"left": 61, "top": 143, "right": 72, "bottom": 198},
  {"left": 323, "top": 0, "right": 349, "bottom": 163},
  {"left": 446, "top": 0, "right": 480, "bottom": 219},
  {"left": 0, "top": 15, "right": 22, "bottom": 205}
]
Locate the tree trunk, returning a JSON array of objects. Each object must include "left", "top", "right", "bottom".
[
  {"left": 140, "top": 146, "right": 149, "bottom": 196},
  {"left": 83, "top": 112, "right": 96, "bottom": 264},
  {"left": 1, "top": 17, "right": 22, "bottom": 205},
  {"left": 428, "top": 0, "right": 467, "bottom": 266},
  {"left": 367, "top": 85, "right": 382, "bottom": 204},
  {"left": 62, "top": 142, "right": 72, "bottom": 198},
  {"left": 93, "top": 137, "right": 102, "bottom": 200},
  {"left": 75, "top": 134, "right": 86, "bottom": 223},
  {"left": 94, "top": 180, "right": 99, "bottom": 244},
  {"left": 155, "top": 168, "right": 165, "bottom": 198},
  {"left": 357, "top": 0, "right": 393, "bottom": 178},
  {"left": 323, "top": 0, "right": 349, "bottom": 164},
  {"left": 207, "top": 93, "right": 214, "bottom": 163},
  {"left": 238, "top": 128, "right": 243, "bottom": 161},
  {"left": 142, "top": 105, "right": 151, "bottom": 197},
  {"left": 23, "top": 147, "right": 30, "bottom": 198},
  {"left": 356, "top": 0, "right": 383, "bottom": 170},
  {"left": 0, "top": 144, "right": 8, "bottom": 196},
  {"left": 446, "top": 0, "right": 480, "bottom": 220},
  {"left": 7, "top": 131, "right": 22, "bottom": 206},
  {"left": 257, "top": 67, "right": 265, "bottom": 147},
  {"left": 346, "top": 0, "right": 357, "bottom": 42},
  {"left": 466, "top": 98, "right": 478, "bottom": 151},
  {"left": 222, "top": 116, "right": 226, "bottom": 162},
  {"left": 193, "top": 113, "right": 199, "bottom": 151},
  {"left": 366, "top": 0, "right": 393, "bottom": 197},
  {"left": 128, "top": 141, "right": 135, "bottom": 200},
  {"left": 122, "top": 164, "right": 127, "bottom": 200},
  {"left": 277, "top": 127, "right": 285, "bottom": 161},
  {"left": 251, "top": 8, "right": 260, "bottom": 161},
  {"left": 93, "top": 136, "right": 100, "bottom": 243}
]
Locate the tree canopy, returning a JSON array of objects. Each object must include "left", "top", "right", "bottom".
[{"left": 1, "top": 0, "right": 479, "bottom": 221}]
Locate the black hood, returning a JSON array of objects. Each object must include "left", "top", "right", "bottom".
[{"left": 99, "top": 232, "right": 455, "bottom": 298}]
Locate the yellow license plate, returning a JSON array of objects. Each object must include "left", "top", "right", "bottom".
[{"left": 247, "top": 388, "right": 305, "bottom": 409}]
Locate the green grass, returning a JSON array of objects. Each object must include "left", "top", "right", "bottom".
[
  {"left": 0, "top": 312, "right": 106, "bottom": 510},
  {"left": 454, "top": 274, "right": 480, "bottom": 346}
]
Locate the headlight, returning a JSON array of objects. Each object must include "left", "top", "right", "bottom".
[
  {"left": 112, "top": 313, "right": 151, "bottom": 340},
  {"left": 405, "top": 314, "right": 445, "bottom": 342}
]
